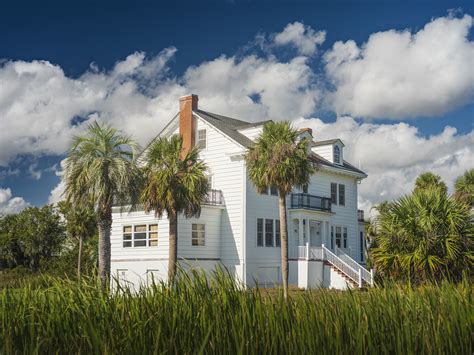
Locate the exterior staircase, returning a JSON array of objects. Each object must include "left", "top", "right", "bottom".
[{"left": 291, "top": 244, "right": 374, "bottom": 288}]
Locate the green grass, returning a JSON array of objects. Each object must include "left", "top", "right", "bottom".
[{"left": 0, "top": 270, "right": 472, "bottom": 354}]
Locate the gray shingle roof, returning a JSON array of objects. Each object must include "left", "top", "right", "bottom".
[
  {"left": 309, "top": 153, "right": 367, "bottom": 177},
  {"left": 311, "top": 139, "right": 345, "bottom": 147},
  {"left": 194, "top": 109, "right": 270, "bottom": 148}
]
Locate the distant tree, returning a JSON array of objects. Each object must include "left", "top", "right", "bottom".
[
  {"left": 370, "top": 188, "right": 473, "bottom": 282},
  {"left": 245, "top": 121, "right": 313, "bottom": 298},
  {"left": 63, "top": 122, "right": 142, "bottom": 287},
  {"left": 0, "top": 214, "right": 25, "bottom": 268},
  {"left": 17, "top": 206, "right": 65, "bottom": 271},
  {"left": 58, "top": 201, "right": 97, "bottom": 279},
  {"left": 414, "top": 172, "right": 447, "bottom": 195},
  {"left": 140, "top": 135, "right": 208, "bottom": 285},
  {"left": 454, "top": 169, "right": 474, "bottom": 208}
]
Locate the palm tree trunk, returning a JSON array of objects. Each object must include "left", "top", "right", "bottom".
[
  {"left": 98, "top": 213, "right": 112, "bottom": 289},
  {"left": 77, "top": 235, "right": 83, "bottom": 281},
  {"left": 278, "top": 193, "right": 289, "bottom": 299},
  {"left": 168, "top": 209, "right": 178, "bottom": 285}
]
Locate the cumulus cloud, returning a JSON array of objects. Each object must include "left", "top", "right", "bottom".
[
  {"left": 48, "top": 159, "right": 66, "bottom": 205},
  {"left": 273, "top": 21, "right": 326, "bottom": 56},
  {"left": 0, "top": 188, "right": 29, "bottom": 215},
  {"left": 324, "top": 14, "right": 474, "bottom": 118},
  {"left": 295, "top": 116, "right": 474, "bottom": 215},
  {"left": 0, "top": 42, "right": 321, "bottom": 166}
]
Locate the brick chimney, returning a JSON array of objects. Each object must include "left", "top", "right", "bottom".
[{"left": 179, "top": 94, "right": 198, "bottom": 156}]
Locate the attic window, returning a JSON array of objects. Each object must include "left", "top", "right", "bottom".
[
  {"left": 334, "top": 145, "right": 341, "bottom": 164},
  {"left": 197, "top": 129, "right": 207, "bottom": 149}
]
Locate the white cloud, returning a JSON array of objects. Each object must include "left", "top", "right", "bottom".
[
  {"left": 28, "top": 163, "right": 42, "bottom": 180},
  {"left": 274, "top": 21, "right": 326, "bottom": 56},
  {"left": 0, "top": 43, "right": 321, "bottom": 167},
  {"left": 48, "top": 159, "right": 66, "bottom": 205},
  {"left": 324, "top": 14, "right": 474, "bottom": 118},
  {"left": 0, "top": 188, "right": 29, "bottom": 215},
  {"left": 295, "top": 116, "right": 474, "bottom": 216}
]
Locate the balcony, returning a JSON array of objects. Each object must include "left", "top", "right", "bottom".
[
  {"left": 290, "top": 193, "right": 331, "bottom": 212},
  {"left": 358, "top": 209, "right": 364, "bottom": 222},
  {"left": 204, "top": 189, "right": 225, "bottom": 206}
]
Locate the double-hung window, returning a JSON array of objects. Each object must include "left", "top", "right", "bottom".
[
  {"left": 257, "top": 218, "right": 279, "bottom": 247},
  {"left": 331, "top": 183, "right": 337, "bottom": 204},
  {"left": 123, "top": 224, "right": 158, "bottom": 248},
  {"left": 265, "top": 219, "right": 274, "bottom": 247},
  {"left": 192, "top": 224, "right": 205, "bottom": 246},
  {"left": 335, "top": 226, "right": 342, "bottom": 248},
  {"left": 333, "top": 145, "right": 341, "bottom": 164},
  {"left": 197, "top": 129, "right": 206, "bottom": 149},
  {"left": 339, "top": 184, "right": 345, "bottom": 206},
  {"left": 343, "top": 227, "right": 348, "bottom": 248}
]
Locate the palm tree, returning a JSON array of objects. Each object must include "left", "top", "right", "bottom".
[
  {"left": 63, "top": 122, "right": 142, "bottom": 288},
  {"left": 140, "top": 135, "right": 208, "bottom": 285},
  {"left": 245, "top": 121, "right": 313, "bottom": 298},
  {"left": 370, "top": 188, "right": 473, "bottom": 282},
  {"left": 58, "top": 201, "right": 97, "bottom": 280},
  {"left": 414, "top": 172, "right": 447, "bottom": 194},
  {"left": 454, "top": 169, "right": 474, "bottom": 208}
]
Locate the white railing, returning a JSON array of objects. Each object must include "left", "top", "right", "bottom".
[
  {"left": 309, "top": 246, "right": 324, "bottom": 260},
  {"left": 336, "top": 248, "right": 373, "bottom": 286},
  {"left": 289, "top": 244, "right": 374, "bottom": 287},
  {"left": 321, "top": 245, "right": 360, "bottom": 285}
]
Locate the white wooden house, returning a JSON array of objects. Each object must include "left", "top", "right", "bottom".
[{"left": 111, "top": 94, "right": 373, "bottom": 290}]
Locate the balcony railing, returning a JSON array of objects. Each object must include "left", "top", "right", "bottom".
[
  {"left": 290, "top": 193, "right": 331, "bottom": 212},
  {"left": 358, "top": 209, "right": 364, "bottom": 222},
  {"left": 204, "top": 189, "right": 224, "bottom": 206}
]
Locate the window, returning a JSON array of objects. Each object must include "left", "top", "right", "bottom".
[
  {"left": 134, "top": 225, "right": 147, "bottom": 247},
  {"left": 260, "top": 186, "right": 278, "bottom": 196},
  {"left": 257, "top": 218, "right": 264, "bottom": 247},
  {"left": 123, "top": 226, "right": 132, "bottom": 248},
  {"left": 192, "top": 224, "right": 205, "bottom": 246},
  {"left": 330, "top": 226, "right": 334, "bottom": 249},
  {"left": 302, "top": 185, "right": 308, "bottom": 193},
  {"left": 335, "top": 226, "right": 342, "bottom": 248},
  {"left": 123, "top": 224, "right": 158, "bottom": 248},
  {"left": 339, "top": 184, "right": 345, "bottom": 206},
  {"left": 275, "top": 220, "right": 281, "bottom": 247},
  {"left": 265, "top": 219, "right": 274, "bottom": 247},
  {"left": 149, "top": 224, "right": 158, "bottom": 246},
  {"left": 270, "top": 185, "right": 278, "bottom": 196},
  {"left": 334, "top": 145, "right": 341, "bottom": 164},
  {"left": 331, "top": 183, "right": 337, "bottom": 204},
  {"left": 360, "top": 231, "right": 364, "bottom": 262},
  {"left": 343, "top": 227, "right": 348, "bottom": 248},
  {"left": 206, "top": 175, "right": 213, "bottom": 190},
  {"left": 257, "top": 218, "right": 280, "bottom": 247},
  {"left": 197, "top": 129, "right": 206, "bottom": 149}
]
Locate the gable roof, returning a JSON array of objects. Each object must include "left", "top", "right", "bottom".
[
  {"left": 194, "top": 109, "right": 270, "bottom": 148},
  {"left": 309, "top": 153, "right": 367, "bottom": 177},
  {"left": 311, "top": 138, "right": 345, "bottom": 147}
]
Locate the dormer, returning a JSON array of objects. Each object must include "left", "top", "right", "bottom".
[{"left": 311, "top": 139, "right": 345, "bottom": 165}]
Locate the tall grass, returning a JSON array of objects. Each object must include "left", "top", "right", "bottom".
[{"left": 0, "top": 270, "right": 472, "bottom": 354}]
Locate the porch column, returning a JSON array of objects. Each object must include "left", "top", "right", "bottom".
[
  {"left": 325, "top": 221, "right": 330, "bottom": 246},
  {"left": 298, "top": 219, "right": 304, "bottom": 245}
]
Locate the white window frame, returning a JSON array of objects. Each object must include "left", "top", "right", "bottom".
[
  {"left": 334, "top": 225, "right": 348, "bottom": 249},
  {"left": 256, "top": 218, "right": 280, "bottom": 248},
  {"left": 197, "top": 129, "right": 207, "bottom": 149},
  {"left": 122, "top": 223, "right": 158, "bottom": 248},
  {"left": 333, "top": 145, "right": 341, "bottom": 164},
  {"left": 192, "top": 223, "right": 205, "bottom": 246},
  {"left": 338, "top": 184, "right": 345, "bottom": 206}
]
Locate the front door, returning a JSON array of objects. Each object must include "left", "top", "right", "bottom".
[{"left": 309, "top": 220, "right": 322, "bottom": 246}]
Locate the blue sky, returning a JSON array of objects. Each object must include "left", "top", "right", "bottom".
[{"left": 0, "top": 0, "right": 473, "bottom": 213}]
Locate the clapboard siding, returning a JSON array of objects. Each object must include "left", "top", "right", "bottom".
[{"left": 238, "top": 125, "right": 263, "bottom": 141}]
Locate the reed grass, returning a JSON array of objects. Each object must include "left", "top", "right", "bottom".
[{"left": 0, "top": 270, "right": 472, "bottom": 354}]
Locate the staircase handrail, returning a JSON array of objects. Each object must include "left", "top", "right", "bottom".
[{"left": 336, "top": 248, "right": 373, "bottom": 285}]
